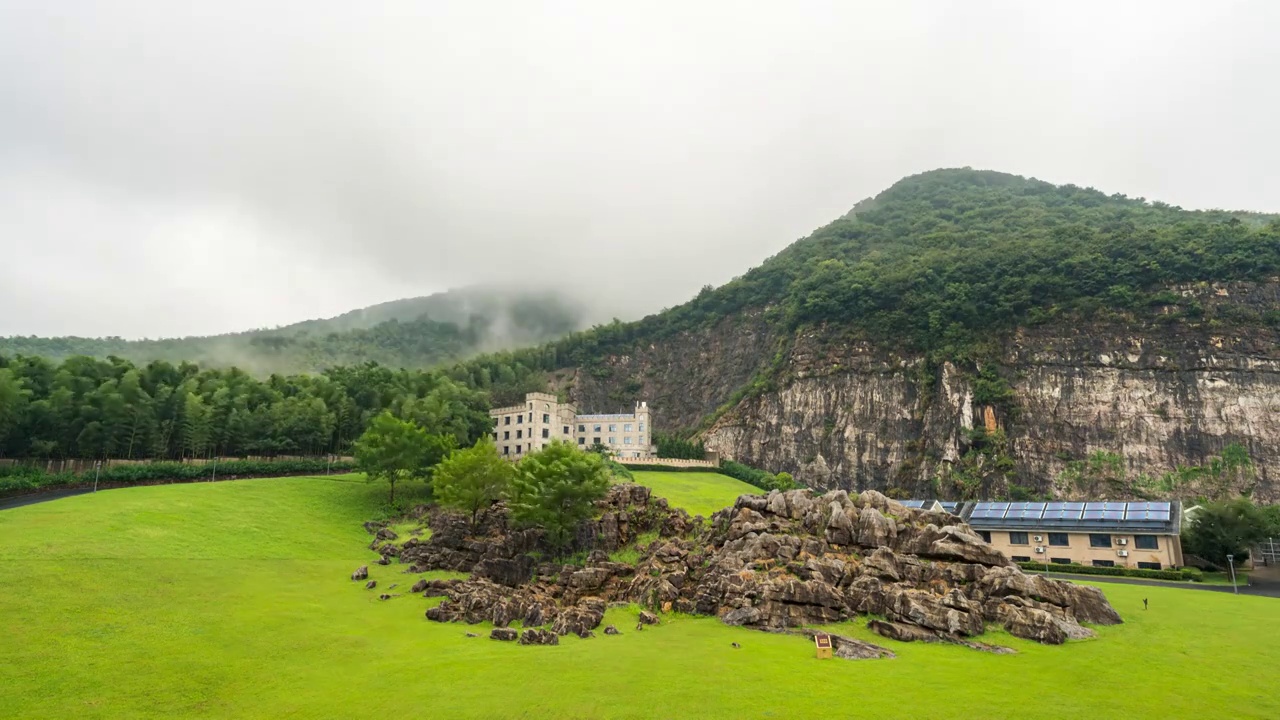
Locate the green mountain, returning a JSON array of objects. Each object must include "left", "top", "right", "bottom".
[{"left": 0, "top": 286, "right": 590, "bottom": 375}]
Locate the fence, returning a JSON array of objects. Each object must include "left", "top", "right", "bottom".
[
  {"left": 619, "top": 457, "right": 717, "bottom": 468},
  {"left": 1257, "top": 538, "right": 1280, "bottom": 567},
  {"left": 0, "top": 456, "right": 353, "bottom": 476}
]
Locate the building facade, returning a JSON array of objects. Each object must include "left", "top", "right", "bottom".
[
  {"left": 489, "top": 392, "right": 655, "bottom": 460},
  {"left": 903, "top": 500, "right": 1185, "bottom": 570}
]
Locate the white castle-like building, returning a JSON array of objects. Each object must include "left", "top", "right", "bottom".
[{"left": 489, "top": 392, "right": 655, "bottom": 460}]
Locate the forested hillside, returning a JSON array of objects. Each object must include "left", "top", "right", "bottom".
[
  {"left": 443, "top": 168, "right": 1280, "bottom": 401},
  {"left": 0, "top": 286, "right": 589, "bottom": 375}
]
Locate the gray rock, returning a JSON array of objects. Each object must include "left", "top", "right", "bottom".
[
  {"left": 364, "top": 580, "right": 376, "bottom": 590},
  {"left": 518, "top": 628, "right": 560, "bottom": 645},
  {"left": 490, "top": 627, "right": 518, "bottom": 641},
  {"left": 637, "top": 610, "right": 659, "bottom": 625},
  {"left": 351, "top": 565, "right": 368, "bottom": 581}
]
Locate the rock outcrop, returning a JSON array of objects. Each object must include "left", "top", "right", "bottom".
[{"left": 401, "top": 485, "right": 1120, "bottom": 653}]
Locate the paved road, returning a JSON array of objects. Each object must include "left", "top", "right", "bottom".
[
  {"left": 0, "top": 488, "right": 96, "bottom": 511},
  {"left": 1028, "top": 570, "right": 1280, "bottom": 598}
]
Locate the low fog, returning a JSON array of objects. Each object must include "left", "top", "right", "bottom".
[{"left": 2, "top": 1, "right": 1278, "bottom": 339}]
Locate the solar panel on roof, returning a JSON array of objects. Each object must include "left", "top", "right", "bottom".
[
  {"left": 1008, "top": 502, "right": 1046, "bottom": 520},
  {"left": 1082, "top": 502, "right": 1105, "bottom": 520},
  {"left": 901, "top": 500, "right": 926, "bottom": 508}
]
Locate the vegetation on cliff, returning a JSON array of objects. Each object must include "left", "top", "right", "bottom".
[{"left": 441, "top": 167, "right": 1280, "bottom": 411}]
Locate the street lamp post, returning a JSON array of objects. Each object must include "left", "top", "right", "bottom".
[
  {"left": 93, "top": 460, "right": 101, "bottom": 493},
  {"left": 1227, "top": 554, "right": 1238, "bottom": 594}
]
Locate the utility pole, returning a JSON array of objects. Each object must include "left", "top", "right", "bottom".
[
  {"left": 93, "top": 460, "right": 102, "bottom": 493},
  {"left": 1227, "top": 554, "right": 1238, "bottom": 594},
  {"left": 211, "top": 456, "right": 217, "bottom": 484}
]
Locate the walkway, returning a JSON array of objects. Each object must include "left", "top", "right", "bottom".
[
  {"left": 1027, "top": 570, "right": 1280, "bottom": 598},
  {"left": 0, "top": 488, "right": 95, "bottom": 511}
]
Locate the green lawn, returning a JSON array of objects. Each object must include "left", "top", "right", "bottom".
[
  {"left": 2, "top": 475, "right": 1278, "bottom": 719},
  {"left": 628, "top": 470, "right": 761, "bottom": 517}
]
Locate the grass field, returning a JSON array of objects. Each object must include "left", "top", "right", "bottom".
[
  {"left": 2, "top": 474, "right": 1279, "bottom": 719},
  {"left": 628, "top": 470, "right": 760, "bottom": 517}
]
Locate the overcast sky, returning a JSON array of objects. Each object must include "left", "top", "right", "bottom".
[{"left": 2, "top": 1, "right": 1278, "bottom": 339}]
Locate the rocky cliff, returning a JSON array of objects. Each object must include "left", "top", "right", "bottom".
[{"left": 565, "top": 282, "right": 1280, "bottom": 500}]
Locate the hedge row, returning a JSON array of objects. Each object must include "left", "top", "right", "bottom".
[
  {"left": 1016, "top": 560, "right": 1192, "bottom": 582},
  {"left": 0, "top": 458, "right": 356, "bottom": 495}
]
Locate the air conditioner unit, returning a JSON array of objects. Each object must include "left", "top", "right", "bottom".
[
  {"left": 1034, "top": 546, "right": 1046, "bottom": 554},
  {"left": 1034, "top": 536, "right": 1043, "bottom": 543},
  {"left": 1117, "top": 550, "right": 1130, "bottom": 557},
  {"left": 1117, "top": 538, "right": 1129, "bottom": 546}
]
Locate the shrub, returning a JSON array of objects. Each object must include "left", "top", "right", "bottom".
[
  {"left": 1179, "top": 567, "right": 1204, "bottom": 582},
  {"left": 1016, "top": 561, "right": 1184, "bottom": 582}
]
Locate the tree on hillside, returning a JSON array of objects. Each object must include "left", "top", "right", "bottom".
[
  {"left": 510, "top": 441, "right": 611, "bottom": 553},
  {"left": 353, "top": 412, "right": 453, "bottom": 504},
  {"left": 433, "top": 437, "right": 515, "bottom": 530},
  {"left": 1181, "top": 498, "right": 1274, "bottom": 569}
]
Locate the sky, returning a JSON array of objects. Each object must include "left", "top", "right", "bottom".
[{"left": 2, "top": 1, "right": 1278, "bottom": 339}]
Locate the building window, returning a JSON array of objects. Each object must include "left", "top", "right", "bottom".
[
  {"left": 593, "top": 437, "right": 601, "bottom": 445},
  {"left": 1048, "top": 533, "right": 1069, "bottom": 547},
  {"left": 577, "top": 438, "right": 585, "bottom": 445},
  {"left": 1089, "top": 534, "right": 1112, "bottom": 548},
  {"left": 1092, "top": 560, "right": 1115, "bottom": 568},
  {"left": 608, "top": 424, "right": 617, "bottom": 432},
  {"left": 623, "top": 437, "right": 633, "bottom": 445},
  {"left": 1137, "top": 562, "right": 1162, "bottom": 570},
  {"left": 1051, "top": 558, "right": 1072, "bottom": 564},
  {"left": 492, "top": 432, "right": 498, "bottom": 441},
  {"left": 502, "top": 446, "right": 509, "bottom": 455},
  {"left": 639, "top": 422, "right": 645, "bottom": 431},
  {"left": 1134, "top": 535, "right": 1159, "bottom": 550},
  {"left": 503, "top": 431, "right": 510, "bottom": 440},
  {"left": 544, "top": 403, "right": 550, "bottom": 410},
  {"left": 542, "top": 413, "right": 550, "bottom": 423},
  {"left": 563, "top": 426, "right": 570, "bottom": 434},
  {"left": 624, "top": 424, "right": 633, "bottom": 432},
  {"left": 977, "top": 530, "right": 991, "bottom": 543},
  {"left": 516, "top": 430, "right": 523, "bottom": 439},
  {"left": 1010, "top": 555, "right": 1031, "bottom": 562},
  {"left": 517, "top": 415, "right": 523, "bottom": 424},
  {"left": 504, "top": 416, "right": 511, "bottom": 425},
  {"left": 608, "top": 437, "right": 616, "bottom": 444},
  {"left": 514, "top": 445, "right": 521, "bottom": 454},
  {"left": 578, "top": 424, "right": 585, "bottom": 432},
  {"left": 593, "top": 425, "right": 601, "bottom": 432},
  {"left": 541, "top": 429, "right": 549, "bottom": 439},
  {"left": 1009, "top": 532, "right": 1029, "bottom": 545}
]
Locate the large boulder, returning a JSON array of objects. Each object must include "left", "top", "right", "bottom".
[
  {"left": 490, "top": 627, "right": 518, "bottom": 641},
  {"left": 519, "top": 628, "right": 560, "bottom": 646},
  {"left": 351, "top": 565, "right": 368, "bottom": 581}
]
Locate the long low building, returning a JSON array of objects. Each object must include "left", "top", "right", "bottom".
[{"left": 901, "top": 499, "right": 1184, "bottom": 570}]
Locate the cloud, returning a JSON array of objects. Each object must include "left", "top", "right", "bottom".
[{"left": 2, "top": 1, "right": 1278, "bottom": 337}]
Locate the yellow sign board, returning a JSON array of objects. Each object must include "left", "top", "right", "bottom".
[{"left": 814, "top": 633, "right": 833, "bottom": 659}]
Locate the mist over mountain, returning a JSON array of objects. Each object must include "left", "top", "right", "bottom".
[{"left": 0, "top": 285, "right": 602, "bottom": 375}]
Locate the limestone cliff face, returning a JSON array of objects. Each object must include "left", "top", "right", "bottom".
[{"left": 568, "top": 282, "right": 1280, "bottom": 500}]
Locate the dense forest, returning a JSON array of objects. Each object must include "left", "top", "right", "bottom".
[
  {"left": 0, "top": 355, "right": 492, "bottom": 460},
  {"left": 0, "top": 286, "right": 590, "bottom": 376}
]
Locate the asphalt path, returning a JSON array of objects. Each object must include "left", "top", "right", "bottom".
[
  {"left": 1027, "top": 570, "right": 1280, "bottom": 598},
  {"left": 0, "top": 487, "right": 96, "bottom": 511}
]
